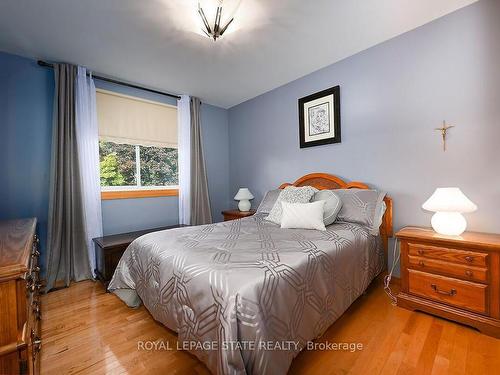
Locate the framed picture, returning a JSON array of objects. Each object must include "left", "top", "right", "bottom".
[{"left": 298, "top": 85, "right": 341, "bottom": 148}]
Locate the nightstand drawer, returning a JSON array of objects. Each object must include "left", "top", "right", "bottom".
[
  {"left": 408, "top": 243, "right": 488, "bottom": 267},
  {"left": 408, "top": 255, "right": 488, "bottom": 283},
  {"left": 408, "top": 269, "right": 488, "bottom": 315}
]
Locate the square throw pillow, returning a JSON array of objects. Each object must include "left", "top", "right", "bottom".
[
  {"left": 280, "top": 201, "right": 326, "bottom": 231},
  {"left": 311, "top": 190, "right": 342, "bottom": 226},
  {"left": 256, "top": 189, "right": 281, "bottom": 214},
  {"left": 265, "top": 186, "right": 318, "bottom": 225},
  {"left": 334, "top": 189, "right": 386, "bottom": 235}
]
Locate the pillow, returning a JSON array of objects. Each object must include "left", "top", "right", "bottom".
[
  {"left": 334, "top": 189, "right": 387, "bottom": 235},
  {"left": 280, "top": 201, "right": 326, "bottom": 231},
  {"left": 265, "top": 186, "right": 318, "bottom": 224},
  {"left": 256, "top": 189, "right": 281, "bottom": 214},
  {"left": 311, "top": 190, "right": 342, "bottom": 226}
]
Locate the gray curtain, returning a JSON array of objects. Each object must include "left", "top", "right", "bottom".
[
  {"left": 46, "top": 64, "right": 92, "bottom": 291},
  {"left": 190, "top": 97, "right": 213, "bottom": 225}
]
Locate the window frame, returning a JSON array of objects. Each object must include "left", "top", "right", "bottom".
[
  {"left": 97, "top": 90, "right": 179, "bottom": 200},
  {"left": 100, "top": 143, "right": 179, "bottom": 199},
  {"left": 101, "top": 188, "right": 178, "bottom": 200}
]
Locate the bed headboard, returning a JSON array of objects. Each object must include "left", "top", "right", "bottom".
[{"left": 279, "top": 173, "right": 393, "bottom": 265}]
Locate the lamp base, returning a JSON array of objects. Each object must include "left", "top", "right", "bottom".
[
  {"left": 431, "top": 212, "right": 467, "bottom": 236},
  {"left": 238, "top": 200, "right": 251, "bottom": 212}
]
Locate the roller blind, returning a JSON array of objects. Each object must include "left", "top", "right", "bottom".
[{"left": 96, "top": 90, "right": 178, "bottom": 148}]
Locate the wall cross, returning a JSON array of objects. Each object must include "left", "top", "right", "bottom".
[{"left": 435, "top": 121, "right": 454, "bottom": 152}]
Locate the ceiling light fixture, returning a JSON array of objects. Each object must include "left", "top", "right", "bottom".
[{"left": 198, "top": 0, "right": 242, "bottom": 41}]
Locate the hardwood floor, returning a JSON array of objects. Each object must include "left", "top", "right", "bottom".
[{"left": 40, "top": 277, "right": 500, "bottom": 375}]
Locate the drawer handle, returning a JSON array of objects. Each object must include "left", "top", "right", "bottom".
[
  {"left": 27, "top": 282, "right": 42, "bottom": 294},
  {"left": 465, "top": 256, "right": 474, "bottom": 263},
  {"left": 32, "top": 302, "right": 42, "bottom": 320},
  {"left": 33, "top": 337, "right": 42, "bottom": 359},
  {"left": 431, "top": 284, "right": 456, "bottom": 296},
  {"left": 418, "top": 249, "right": 424, "bottom": 255},
  {"left": 418, "top": 261, "right": 425, "bottom": 267},
  {"left": 465, "top": 270, "right": 473, "bottom": 277},
  {"left": 31, "top": 329, "right": 42, "bottom": 355}
]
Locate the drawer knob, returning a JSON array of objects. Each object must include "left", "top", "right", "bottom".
[
  {"left": 465, "top": 270, "right": 473, "bottom": 277},
  {"left": 418, "top": 249, "right": 424, "bottom": 255},
  {"left": 431, "top": 284, "right": 457, "bottom": 296},
  {"left": 418, "top": 261, "right": 425, "bottom": 267},
  {"left": 465, "top": 256, "right": 474, "bottom": 263}
]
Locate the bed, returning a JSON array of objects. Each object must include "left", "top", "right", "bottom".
[{"left": 108, "top": 173, "right": 393, "bottom": 375}]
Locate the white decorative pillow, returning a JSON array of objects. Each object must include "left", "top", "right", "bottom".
[
  {"left": 280, "top": 201, "right": 326, "bottom": 231},
  {"left": 311, "top": 190, "right": 342, "bottom": 226},
  {"left": 265, "top": 186, "right": 318, "bottom": 225}
]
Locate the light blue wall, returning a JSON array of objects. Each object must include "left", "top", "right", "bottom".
[
  {"left": 228, "top": 0, "right": 500, "bottom": 271},
  {"left": 201, "top": 103, "right": 230, "bottom": 222},
  {"left": 0, "top": 52, "right": 53, "bottom": 272}
]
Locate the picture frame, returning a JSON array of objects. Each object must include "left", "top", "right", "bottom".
[{"left": 298, "top": 85, "right": 341, "bottom": 148}]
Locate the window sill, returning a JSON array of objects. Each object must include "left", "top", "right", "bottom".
[{"left": 101, "top": 188, "right": 179, "bottom": 200}]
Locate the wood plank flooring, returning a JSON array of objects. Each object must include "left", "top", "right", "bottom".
[{"left": 40, "top": 277, "right": 500, "bottom": 374}]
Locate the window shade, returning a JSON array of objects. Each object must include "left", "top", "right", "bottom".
[{"left": 96, "top": 90, "right": 178, "bottom": 148}]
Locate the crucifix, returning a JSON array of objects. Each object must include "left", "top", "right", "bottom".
[{"left": 435, "top": 121, "right": 454, "bottom": 152}]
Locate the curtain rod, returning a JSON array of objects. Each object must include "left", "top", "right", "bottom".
[{"left": 37, "top": 60, "right": 181, "bottom": 100}]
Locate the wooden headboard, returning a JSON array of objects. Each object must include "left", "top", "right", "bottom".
[{"left": 279, "top": 173, "right": 393, "bottom": 264}]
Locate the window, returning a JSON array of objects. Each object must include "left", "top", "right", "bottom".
[{"left": 96, "top": 90, "right": 178, "bottom": 199}]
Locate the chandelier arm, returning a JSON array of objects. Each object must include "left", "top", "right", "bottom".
[
  {"left": 219, "top": 17, "right": 234, "bottom": 36},
  {"left": 198, "top": 6, "right": 212, "bottom": 34},
  {"left": 214, "top": 7, "right": 222, "bottom": 34}
]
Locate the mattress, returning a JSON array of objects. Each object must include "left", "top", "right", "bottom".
[{"left": 108, "top": 214, "right": 384, "bottom": 374}]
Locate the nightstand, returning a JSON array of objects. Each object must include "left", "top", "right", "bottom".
[
  {"left": 396, "top": 226, "right": 500, "bottom": 338},
  {"left": 221, "top": 209, "right": 256, "bottom": 221}
]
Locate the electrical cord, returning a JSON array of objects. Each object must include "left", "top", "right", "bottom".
[
  {"left": 384, "top": 227, "right": 430, "bottom": 305},
  {"left": 383, "top": 238, "right": 400, "bottom": 306}
]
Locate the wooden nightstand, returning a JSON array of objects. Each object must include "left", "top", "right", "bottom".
[
  {"left": 221, "top": 209, "right": 256, "bottom": 221},
  {"left": 396, "top": 226, "right": 500, "bottom": 338},
  {"left": 93, "top": 224, "right": 186, "bottom": 289}
]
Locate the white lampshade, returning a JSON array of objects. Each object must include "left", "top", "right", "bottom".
[
  {"left": 234, "top": 188, "right": 254, "bottom": 201},
  {"left": 422, "top": 188, "right": 477, "bottom": 236},
  {"left": 422, "top": 188, "right": 477, "bottom": 213}
]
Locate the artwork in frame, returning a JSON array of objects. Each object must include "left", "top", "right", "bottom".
[{"left": 298, "top": 85, "right": 341, "bottom": 148}]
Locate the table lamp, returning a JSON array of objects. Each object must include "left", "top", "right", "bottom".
[
  {"left": 422, "top": 187, "right": 477, "bottom": 236},
  {"left": 234, "top": 188, "right": 254, "bottom": 212}
]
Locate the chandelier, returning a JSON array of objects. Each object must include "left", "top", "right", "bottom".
[{"left": 198, "top": 0, "right": 242, "bottom": 41}]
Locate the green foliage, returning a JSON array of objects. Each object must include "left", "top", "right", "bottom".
[
  {"left": 99, "top": 141, "right": 178, "bottom": 187},
  {"left": 140, "top": 146, "right": 178, "bottom": 186},
  {"left": 99, "top": 141, "right": 136, "bottom": 186},
  {"left": 99, "top": 153, "right": 126, "bottom": 186}
]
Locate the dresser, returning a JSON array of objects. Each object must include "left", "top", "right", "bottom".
[
  {"left": 396, "top": 226, "right": 500, "bottom": 338},
  {"left": 0, "top": 218, "right": 41, "bottom": 374}
]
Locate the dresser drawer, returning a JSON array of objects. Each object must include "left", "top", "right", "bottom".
[
  {"left": 408, "top": 255, "right": 488, "bottom": 283},
  {"left": 408, "top": 269, "right": 488, "bottom": 315},
  {"left": 408, "top": 243, "right": 488, "bottom": 267}
]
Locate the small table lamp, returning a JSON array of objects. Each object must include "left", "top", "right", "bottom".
[
  {"left": 422, "top": 187, "right": 477, "bottom": 236},
  {"left": 234, "top": 188, "right": 254, "bottom": 212}
]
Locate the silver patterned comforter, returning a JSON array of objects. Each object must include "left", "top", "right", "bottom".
[{"left": 108, "top": 214, "right": 384, "bottom": 375}]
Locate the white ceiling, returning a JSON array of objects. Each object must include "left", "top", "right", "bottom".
[{"left": 0, "top": 0, "right": 478, "bottom": 108}]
